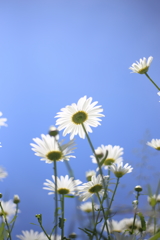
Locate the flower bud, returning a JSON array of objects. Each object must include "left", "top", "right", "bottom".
[
  {"left": 135, "top": 185, "right": 142, "bottom": 192},
  {"left": 69, "top": 232, "right": 77, "bottom": 239},
  {"left": 0, "top": 193, "right": 3, "bottom": 198},
  {"left": 13, "top": 195, "right": 20, "bottom": 204},
  {"left": 48, "top": 126, "right": 59, "bottom": 139}
]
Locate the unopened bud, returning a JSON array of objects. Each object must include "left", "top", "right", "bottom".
[
  {"left": 13, "top": 195, "right": 20, "bottom": 204},
  {"left": 135, "top": 185, "right": 142, "bottom": 192},
  {"left": 69, "top": 232, "right": 77, "bottom": 239},
  {"left": 48, "top": 126, "right": 59, "bottom": 139}
]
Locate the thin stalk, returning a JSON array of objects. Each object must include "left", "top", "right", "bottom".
[
  {"left": 61, "top": 195, "right": 65, "bottom": 240},
  {"left": 38, "top": 221, "right": 51, "bottom": 240},
  {"left": 99, "top": 178, "right": 120, "bottom": 240},
  {"left": 153, "top": 206, "right": 157, "bottom": 234},
  {"left": 91, "top": 198, "right": 98, "bottom": 240},
  {"left": 0, "top": 202, "right": 11, "bottom": 240},
  {"left": 7, "top": 204, "right": 19, "bottom": 240},
  {"left": 131, "top": 191, "right": 140, "bottom": 234},
  {"left": 53, "top": 161, "right": 58, "bottom": 240},
  {"left": 145, "top": 73, "right": 160, "bottom": 91}
]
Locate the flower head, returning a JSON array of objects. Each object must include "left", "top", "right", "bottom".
[
  {"left": 43, "top": 175, "right": 82, "bottom": 195},
  {"left": 147, "top": 194, "right": 160, "bottom": 207},
  {"left": 129, "top": 56, "right": 153, "bottom": 74},
  {"left": 16, "top": 230, "right": 54, "bottom": 240},
  {"left": 0, "top": 200, "right": 18, "bottom": 220},
  {"left": 78, "top": 174, "right": 110, "bottom": 201},
  {"left": 55, "top": 96, "right": 104, "bottom": 140},
  {"left": 30, "top": 134, "right": 75, "bottom": 163},
  {"left": 147, "top": 139, "right": 160, "bottom": 150},
  {"left": 103, "top": 220, "right": 126, "bottom": 233},
  {"left": 0, "top": 112, "right": 7, "bottom": 127},
  {"left": 78, "top": 202, "right": 99, "bottom": 213},
  {"left": 91, "top": 145, "right": 123, "bottom": 169},
  {"left": 109, "top": 162, "right": 133, "bottom": 178},
  {"left": 86, "top": 170, "right": 96, "bottom": 181},
  {"left": 0, "top": 167, "right": 8, "bottom": 180}
]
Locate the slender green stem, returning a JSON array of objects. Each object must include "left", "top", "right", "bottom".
[
  {"left": 131, "top": 192, "right": 140, "bottom": 234},
  {"left": 0, "top": 202, "right": 11, "bottom": 240},
  {"left": 91, "top": 198, "right": 98, "bottom": 240},
  {"left": 145, "top": 73, "right": 160, "bottom": 91},
  {"left": 38, "top": 221, "right": 51, "bottom": 240},
  {"left": 153, "top": 206, "right": 157, "bottom": 234},
  {"left": 7, "top": 204, "right": 19, "bottom": 240},
  {"left": 53, "top": 161, "right": 58, "bottom": 240},
  {"left": 99, "top": 178, "right": 120, "bottom": 240},
  {"left": 61, "top": 195, "right": 65, "bottom": 240}
]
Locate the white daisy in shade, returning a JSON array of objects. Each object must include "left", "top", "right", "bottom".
[
  {"left": 16, "top": 230, "right": 54, "bottom": 240},
  {"left": 43, "top": 175, "right": 82, "bottom": 195},
  {"left": 30, "top": 134, "right": 76, "bottom": 164},
  {"left": 86, "top": 170, "right": 96, "bottom": 181},
  {"left": 113, "top": 232, "right": 136, "bottom": 240},
  {"left": 119, "top": 218, "right": 139, "bottom": 233},
  {"left": 78, "top": 201, "right": 99, "bottom": 213},
  {"left": 0, "top": 200, "right": 18, "bottom": 220},
  {"left": 55, "top": 96, "right": 104, "bottom": 140},
  {"left": 129, "top": 56, "right": 153, "bottom": 74},
  {"left": 109, "top": 162, "right": 133, "bottom": 178},
  {"left": 0, "top": 167, "right": 8, "bottom": 180},
  {"left": 0, "top": 112, "right": 7, "bottom": 127},
  {"left": 146, "top": 139, "right": 160, "bottom": 150},
  {"left": 91, "top": 145, "right": 123, "bottom": 169},
  {"left": 103, "top": 219, "right": 126, "bottom": 233},
  {"left": 78, "top": 174, "right": 110, "bottom": 201}
]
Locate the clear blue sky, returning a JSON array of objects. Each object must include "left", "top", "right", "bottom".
[{"left": 0, "top": 0, "right": 160, "bottom": 238}]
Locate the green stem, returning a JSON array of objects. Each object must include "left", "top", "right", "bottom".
[
  {"left": 7, "top": 204, "right": 19, "bottom": 240},
  {"left": 91, "top": 198, "right": 98, "bottom": 240},
  {"left": 61, "top": 195, "right": 65, "bottom": 240},
  {"left": 0, "top": 202, "right": 12, "bottom": 240},
  {"left": 153, "top": 206, "right": 156, "bottom": 234},
  {"left": 53, "top": 161, "right": 58, "bottom": 239},
  {"left": 38, "top": 221, "right": 51, "bottom": 240},
  {"left": 145, "top": 73, "right": 160, "bottom": 91},
  {"left": 99, "top": 178, "right": 120, "bottom": 240},
  {"left": 131, "top": 192, "right": 140, "bottom": 234}
]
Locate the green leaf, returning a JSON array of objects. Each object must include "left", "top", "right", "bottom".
[
  {"left": 137, "top": 212, "right": 146, "bottom": 231},
  {"left": 79, "top": 228, "right": 92, "bottom": 239},
  {"left": 64, "top": 195, "right": 75, "bottom": 198},
  {"left": 30, "top": 223, "right": 39, "bottom": 226},
  {"left": 148, "top": 231, "right": 160, "bottom": 240}
]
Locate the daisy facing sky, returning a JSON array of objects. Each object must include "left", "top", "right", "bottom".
[
  {"left": 146, "top": 139, "right": 160, "bottom": 150},
  {"left": 109, "top": 162, "right": 133, "bottom": 178},
  {"left": 43, "top": 175, "right": 82, "bottom": 195},
  {"left": 129, "top": 56, "right": 153, "bottom": 74},
  {"left": 55, "top": 96, "right": 104, "bottom": 140},
  {"left": 30, "top": 134, "right": 75, "bottom": 164}
]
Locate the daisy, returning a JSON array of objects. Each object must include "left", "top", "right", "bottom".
[
  {"left": 86, "top": 170, "right": 96, "bottom": 181},
  {"left": 55, "top": 96, "right": 104, "bottom": 140},
  {"left": 0, "top": 167, "right": 8, "bottom": 180},
  {"left": 91, "top": 145, "right": 123, "bottom": 169},
  {"left": 103, "top": 219, "right": 126, "bottom": 233},
  {"left": 78, "top": 174, "right": 110, "bottom": 201},
  {"left": 147, "top": 194, "right": 160, "bottom": 206},
  {"left": 78, "top": 202, "right": 99, "bottom": 213},
  {"left": 0, "top": 112, "right": 7, "bottom": 127},
  {"left": 129, "top": 56, "right": 153, "bottom": 74},
  {"left": 109, "top": 162, "right": 133, "bottom": 178},
  {"left": 119, "top": 218, "right": 140, "bottom": 233},
  {"left": 113, "top": 232, "right": 136, "bottom": 240},
  {"left": 43, "top": 175, "right": 82, "bottom": 195},
  {"left": 0, "top": 200, "right": 17, "bottom": 220},
  {"left": 146, "top": 139, "right": 160, "bottom": 150},
  {"left": 16, "top": 230, "right": 54, "bottom": 240},
  {"left": 30, "top": 134, "right": 76, "bottom": 163}
]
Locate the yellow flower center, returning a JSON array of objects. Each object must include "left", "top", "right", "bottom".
[
  {"left": 57, "top": 188, "right": 70, "bottom": 195},
  {"left": 138, "top": 66, "right": 149, "bottom": 74},
  {"left": 104, "top": 158, "right": 115, "bottom": 166},
  {"left": 46, "top": 151, "right": 62, "bottom": 161},
  {"left": 156, "top": 147, "right": 160, "bottom": 150},
  {"left": 89, "top": 184, "right": 102, "bottom": 193},
  {"left": 72, "top": 111, "right": 88, "bottom": 124}
]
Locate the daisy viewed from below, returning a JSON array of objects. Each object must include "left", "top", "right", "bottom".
[
  {"left": 86, "top": 170, "right": 96, "bottom": 181},
  {"left": 147, "top": 139, "right": 160, "bottom": 150},
  {"left": 55, "top": 96, "right": 104, "bottom": 140},
  {"left": 43, "top": 175, "right": 82, "bottom": 195},
  {"left": 0, "top": 200, "right": 18, "bottom": 220},
  {"left": 91, "top": 145, "right": 123, "bottom": 169},
  {"left": 0, "top": 167, "right": 8, "bottom": 180},
  {"left": 30, "top": 134, "right": 76, "bottom": 163},
  {"left": 109, "top": 162, "right": 133, "bottom": 178},
  {"left": 129, "top": 56, "right": 153, "bottom": 74},
  {"left": 78, "top": 174, "right": 111, "bottom": 201},
  {"left": 78, "top": 201, "right": 99, "bottom": 213},
  {"left": 16, "top": 230, "right": 54, "bottom": 240},
  {"left": 0, "top": 112, "right": 7, "bottom": 127}
]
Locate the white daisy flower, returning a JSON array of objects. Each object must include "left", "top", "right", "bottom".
[
  {"left": 103, "top": 220, "right": 126, "bottom": 233},
  {"left": 109, "top": 162, "right": 133, "bottom": 178},
  {"left": 0, "top": 167, "right": 8, "bottom": 180},
  {"left": 146, "top": 139, "right": 160, "bottom": 150},
  {"left": 78, "top": 174, "right": 110, "bottom": 201},
  {"left": 30, "top": 134, "right": 76, "bottom": 164},
  {"left": 43, "top": 175, "right": 82, "bottom": 195},
  {"left": 16, "top": 230, "right": 51, "bottom": 240},
  {"left": 129, "top": 56, "right": 153, "bottom": 74},
  {"left": 55, "top": 96, "right": 104, "bottom": 140},
  {"left": 91, "top": 145, "right": 123, "bottom": 169},
  {"left": 0, "top": 112, "right": 7, "bottom": 127},
  {"left": 147, "top": 194, "right": 160, "bottom": 206},
  {"left": 0, "top": 200, "right": 17, "bottom": 220},
  {"left": 78, "top": 201, "right": 99, "bottom": 213},
  {"left": 86, "top": 170, "right": 96, "bottom": 181},
  {"left": 119, "top": 218, "right": 140, "bottom": 232},
  {"left": 113, "top": 232, "right": 136, "bottom": 240}
]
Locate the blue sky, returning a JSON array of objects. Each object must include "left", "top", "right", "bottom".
[{"left": 0, "top": 0, "right": 160, "bottom": 238}]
